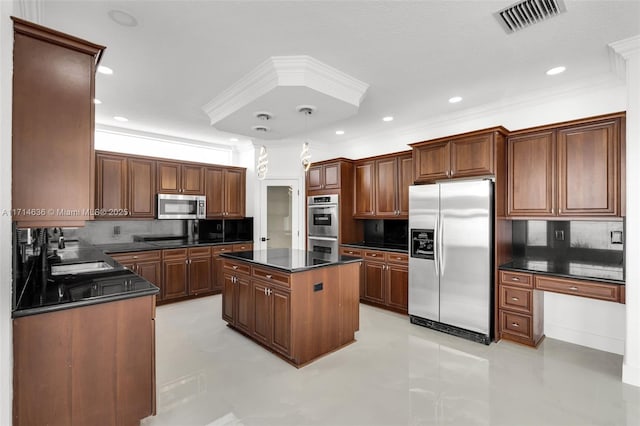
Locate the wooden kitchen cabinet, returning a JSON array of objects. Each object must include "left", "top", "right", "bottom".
[
  {"left": 252, "top": 279, "right": 292, "bottom": 357},
  {"left": 162, "top": 249, "right": 189, "bottom": 300},
  {"left": 507, "top": 113, "right": 624, "bottom": 218},
  {"left": 340, "top": 246, "right": 365, "bottom": 298},
  {"left": 385, "top": 254, "right": 409, "bottom": 311},
  {"left": 353, "top": 160, "right": 375, "bottom": 217},
  {"left": 13, "top": 296, "right": 156, "bottom": 426},
  {"left": 222, "top": 260, "right": 252, "bottom": 335},
  {"left": 497, "top": 270, "right": 544, "bottom": 347},
  {"left": 96, "top": 152, "right": 128, "bottom": 217},
  {"left": 12, "top": 18, "right": 105, "bottom": 227},
  {"left": 307, "top": 161, "right": 341, "bottom": 193},
  {"left": 363, "top": 258, "right": 386, "bottom": 304},
  {"left": 187, "top": 247, "right": 212, "bottom": 295},
  {"left": 411, "top": 128, "right": 506, "bottom": 184},
  {"left": 110, "top": 250, "right": 162, "bottom": 300},
  {"left": 128, "top": 158, "right": 156, "bottom": 218},
  {"left": 157, "top": 161, "right": 204, "bottom": 195},
  {"left": 205, "top": 166, "right": 246, "bottom": 218}
]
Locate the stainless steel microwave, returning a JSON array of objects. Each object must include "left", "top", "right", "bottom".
[{"left": 157, "top": 194, "right": 206, "bottom": 219}]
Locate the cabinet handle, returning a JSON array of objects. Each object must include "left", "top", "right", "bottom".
[
  {"left": 371, "top": 254, "right": 377, "bottom": 257},
  {"left": 267, "top": 289, "right": 272, "bottom": 295},
  {"left": 511, "top": 277, "right": 520, "bottom": 281},
  {"left": 185, "top": 260, "right": 188, "bottom": 264},
  {"left": 511, "top": 322, "right": 520, "bottom": 327},
  {"left": 348, "top": 251, "right": 353, "bottom": 254},
  {"left": 568, "top": 286, "right": 579, "bottom": 291},
  {"left": 265, "top": 274, "right": 272, "bottom": 279},
  {"left": 232, "top": 265, "right": 238, "bottom": 270},
  {"left": 264, "top": 288, "right": 267, "bottom": 295},
  {"left": 133, "top": 256, "right": 138, "bottom": 259},
  {"left": 511, "top": 297, "right": 519, "bottom": 301}
]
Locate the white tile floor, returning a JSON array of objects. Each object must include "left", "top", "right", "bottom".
[{"left": 142, "top": 295, "right": 640, "bottom": 426}]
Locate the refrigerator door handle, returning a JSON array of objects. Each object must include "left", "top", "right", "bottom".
[
  {"left": 439, "top": 212, "right": 445, "bottom": 273},
  {"left": 434, "top": 212, "right": 440, "bottom": 278}
]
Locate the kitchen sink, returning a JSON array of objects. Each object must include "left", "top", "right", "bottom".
[{"left": 51, "top": 261, "right": 114, "bottom": 276}]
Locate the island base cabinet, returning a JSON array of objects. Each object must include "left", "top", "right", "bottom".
[
  {"left": 252, "top": 280, "right": 291, "bottom": 357},
  {"left": 223, "top": 272, "right": 252, "bottom": 335},
  {"left": 13, "top": 296, "right": 156, "bottom": 426}
]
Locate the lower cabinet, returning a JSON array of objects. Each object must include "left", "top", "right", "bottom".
[
  {"left": 252, "top": 279, "right": 292, "bottom": 357},
  {"left": 223, "top": 267, "right": 252, "bottom": 335},
  {"left": 162, "top": 247, "right": 213, "bottom": 301},
  {"left": 212, "top": 243, "right": 253, "bottom": 292},
  {"left": 341, "top": 246, "right": 408, "bottom": 314},
  {"left": 13, "top": 296, "right": 156, "bottom": 426},
  {"left": 110, "top": 250, "right": 163, "bottom": 301}
]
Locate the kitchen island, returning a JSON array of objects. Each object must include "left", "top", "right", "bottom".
[{"left": 220, "top": 248, "right": 362, "bottom": 367}]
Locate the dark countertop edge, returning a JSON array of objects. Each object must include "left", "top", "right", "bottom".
[
  {"left": 219, "top": 252, "right": 363, "bottom": 273},
  {"left": 97, "top": 239, "right": 254, "bottom": 253},
  {"left": 341, "top": 243, "right": 408, "bottom": 254},
  {"left": 499, "top": 263, "right": 625, "bottom": 285},
  {"left": 12, "top": 287, "right": 159, "bottom": 318}
]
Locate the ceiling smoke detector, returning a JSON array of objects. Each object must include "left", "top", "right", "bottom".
[
  {"left": 252, "top": 125, "right": 270, "bottom": 133},
  {"left": 254, "top": 111, "right": 273, "bottom": 121},
  {"left": 495, "top": 0, "right": 567, "bottom": 34}
]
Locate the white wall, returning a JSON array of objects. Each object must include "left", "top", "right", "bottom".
[{"left": 0, "top": 3, "right": 14, "bottom": 425}]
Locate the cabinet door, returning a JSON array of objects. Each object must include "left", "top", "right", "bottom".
[
  {"left": 363, "top": 260, "right": 385, "bottom": 304},
  {"left": 188, "top": 256, "right": 212, "bottom": 295},
  {"left": 157, "top": 162, "right": 181, "bottom": 194},
  {"left": 162, "top": 258, "right": 188, "bottom": 300},
  {"left": 507, "top": 131, "right": 556, "bottom": 216},
  {"left": 375, "top": 157, "right": 398, "bottom": 217},
  {"left": 182, "top": 165, "right": 204, "bottom": 195},
  {"left": 136, "top": 261, "right": 162, "bottom": 287},
  {"left": 252, "top": 281, "right": 270, "bottom": 345},
  {"left": 323, "top": 163, "right": 341, "bottom": 190},
  {"left": 397, "top": 154, "right": 413, "bottom": 218},
  {"left": 128, "top": 158, "right": 156, "bottom": 218},
  {"left": 270, "top": 287, "right": 291, "bottom": 357},
  {"left": 450, "top": 134, "right": 494, "bottom": 178},
  {"left": 224, "top": 168, "right": 246, "bottom": 218},
  {"left": 96, "top": 153, "right": 127, "bottom": 218},
  {"left": 235, "top": 275, "right": 252, "bottom": 334},
  {"left": 557, "top": 120, "right": 619, "bottom": 216},
  {"left": 222, "top": 273, "right": 235, "bottom": 323},
  {"left": 386, "top": 264, "right": 408, "bottom": 312},
  {"left": 413, "top": 141, "right": 450, "bottom": 183},
  {"left": 307, "top": 165, "right": 323, "bottom": 192},
  {"left": 205, "top": 167, "right": 224, "bottom": 217},
  {"left": 354, "top": 161, "right": 375, "bottom": 217}
]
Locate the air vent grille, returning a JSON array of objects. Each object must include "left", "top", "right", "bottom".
[{"left": 495, "top": 0, "right": 567, "bottom": 34}]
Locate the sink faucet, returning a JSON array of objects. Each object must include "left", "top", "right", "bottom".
[{"left": 55, "top": 228, "right": 65, "bottom": 249}]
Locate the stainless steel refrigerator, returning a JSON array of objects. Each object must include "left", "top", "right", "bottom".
[{"left": 408, "top": 180, "right": 493, "bottom": 344}]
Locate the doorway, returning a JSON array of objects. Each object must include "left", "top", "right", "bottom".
[{"left": 258, "top": 179, "right": 302, "bottom": 250}]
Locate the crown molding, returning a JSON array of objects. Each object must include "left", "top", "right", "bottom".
[
  {"left": 201, "top": 55, "right": 369, "bottom": 126},
  {"left": 609, "top": 35, "right": 640, "bottom": 79},
  {"left": 17, "top": 0, "right": 43, "bottom": 24}
]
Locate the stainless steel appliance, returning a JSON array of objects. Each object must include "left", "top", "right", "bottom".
[
  {"left": 307, "top": 194, "right": 339, "bottom": 254},
  {"left": 408, "top": 180, "right": 493, "bottom": 344},
  {"left": 157, "top": 194, "right": 206, "bottom": 219}
]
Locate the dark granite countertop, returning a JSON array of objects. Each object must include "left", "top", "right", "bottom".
[
  {"left": 220, "top": 248, "right": 362, "bottom": 273},
  {"left": 341, "top": 242, "right": 408, "bottom": 254},
  {"left": 94, "top": 239, "right": 253, "bottom": 253},
  {"left": 499, "top": 258, "right": 624, "bottom": 285}
]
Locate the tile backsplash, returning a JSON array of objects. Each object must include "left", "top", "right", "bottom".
[
  {"left": 512, "top": 220, "right": 624, "bottom": 265},
  {"left": 64, "top": 220, "right": 184, "bottom": 244}
]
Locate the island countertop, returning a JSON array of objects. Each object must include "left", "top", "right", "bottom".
[{"left": 219, "top": 248, "right": 362, "bottom": 273}]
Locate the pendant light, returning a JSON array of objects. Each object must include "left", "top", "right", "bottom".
[
  {"left": 256, "top": 145, "right": 268, "bottom": 180},
  {"left": 298, "top": 106, "right": 315, "bottom": 172}
]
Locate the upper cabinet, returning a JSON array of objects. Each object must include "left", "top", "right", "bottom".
[
  {"left": 507, "top": 113, "right": 624, "bottom": 218},
  {"left": 157, "top": 162, "right": 204, "bottom": 195},
  {"left": 354, "top": 152, "right": 412, "bottom": 219},
  {"left": 204, "top": 167, "right": 246, "bottom": 218},
  {"left": 411, "top": 128, "right": 507, "bottom": 184},
  {"left": 12, "top": 18, "right": 105, "bottom": 227},
  {"left": 128, "top": 158, "right": 156, "bottom": 218},
  {"left": 306, "top": 160, "right": 345, "bottom": 194}
]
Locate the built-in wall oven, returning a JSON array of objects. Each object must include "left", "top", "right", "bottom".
[{"left": 307, "top": 194, "right": 339, "bottom": 255}]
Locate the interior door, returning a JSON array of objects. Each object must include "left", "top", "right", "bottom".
[{"left": 259, "top": 179, "right": 301, "bottom": 250}]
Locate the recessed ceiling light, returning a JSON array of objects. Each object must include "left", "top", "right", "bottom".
[
  {"left": 108, "top": 9, "right": 138, "bottom": 27},
  {"left": 335, "top": 130, "right": 345, "bottom": 135},
  {"left": 546, "top": 66, "right": 566, "bottom": 76},
  {"left": 448, "top": 96, "right": 463, "bottom": 104},
  {"left": 229, "top": 138, "right": 239, "bottom": 142},
  {"left": 97, "top": 65, "right": 113, "bottom": 75},
  {"left": 113, "top": 116, "right": 128, "bottom": 122},
  {"left": 93, "top": 98, "right": 102, "bottom": 104},
  {"left": 382, "top": 116, "right": 394, "bottom": 122}
]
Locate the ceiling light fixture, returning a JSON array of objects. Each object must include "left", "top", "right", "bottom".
[
  {"left": 546, "top": 66, "right": 566, "bottom": 75},
  {"left": 256, "top": 146, "right": 269, "bottom": 180},
  {"left": 335, "top": 130, "right": 345, "bottom": 135},
  {"left": 448, "top": 96, "right": 463, "bottom": 103},
  {"left": 297, "top": 105, "right": 316, "bottom": 173},
  {"left": 382, "top": 116, "right": 394, "bottom": 122},
  {"left": 254, "top": 111, "right": 273, "bottom": 121},
  {"left": 113, "top": 116, "right": 128, "bottom": 122},
  {"left": 97, "top": 65, "right": 113, "bottom": 75},
  {"left": 252, "top": 125, "right": 270, "bottom": 133},
  {"left": 93, "top": 98, "right": 102, "bottom": 104},
  {"left": 108, "top": 9, "right": 138, "bottom": 27},
  {"left": 229, "top": 138, "right": 239, "bottom": 142}
]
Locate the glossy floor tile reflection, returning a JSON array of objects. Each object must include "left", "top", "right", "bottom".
[{"left": 142, "top": 296, "right": 640, "bottom": 426}]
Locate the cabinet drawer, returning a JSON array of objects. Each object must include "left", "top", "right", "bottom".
[
  {"left": 162, "top": 248, "right": 188, "bottom": 259},
  {"left": 385, "top": 252, "right": 408, "bottom": 264},
  {"left": 232, "top": 243, "right": 253, "bottom": 252},
  {"left": 222, "top": 260, "right": 251, "bottom": 275},
  {"left": 499, "top": 285, "right": 533, "bottom": 314},
  {"left": 188, "top": 246, "right": 211, "bottom": 257},
  {"left": 110, "top": 250, "right": 161, "bottom": 263},
  {"left": 363, "top": 250, "right": 385, "bottom": 261},
  {"left": 534, "top": 275, "right": 619, "bottom": 303},
  {"left": 340, "top": 247, "right": 362, "bottom": 257},
  {"left": 252, "top": 267, "right": 290, "bottom": 288},
  {"left": 212, "top": 245, "right": 234, "bottom": 255},
  {"left": 499, "top": 270, "right": 533, "bottom": 288},
  {"left": 500, "top": 311, "right": 533, "bottom": 340}
]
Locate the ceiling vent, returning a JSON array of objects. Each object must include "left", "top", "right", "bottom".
[{"left": 495, "top": 0, "right": 567, "bottom": 34}]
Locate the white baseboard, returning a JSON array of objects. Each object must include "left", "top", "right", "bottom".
[{"left": 545, "top": 323, "right": 625, "bottom": 355}]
